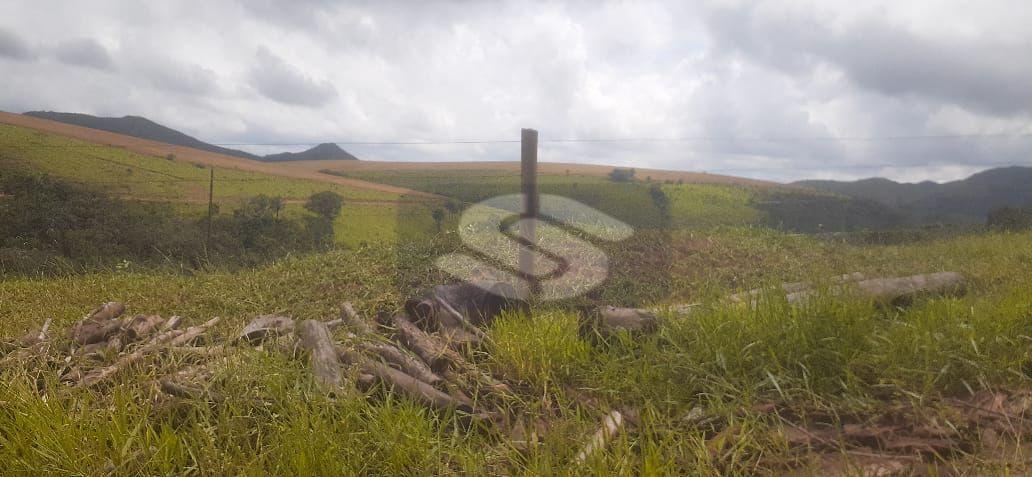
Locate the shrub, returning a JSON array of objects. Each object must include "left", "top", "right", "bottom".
[{"left": 608, "top": 167, "right": 636, "bottom": 182}]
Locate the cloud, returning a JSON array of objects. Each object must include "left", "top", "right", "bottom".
[
  {"left": 0, "top": 27, "right": 33, "bottom": 60},
  {"left": 0, "top": 0, "right": 1030, "bottom": 182},
  {"left": 249, "top": 46, "right": 337, "bottom": 107},
  {"left": 137, "top": 57, "right": 217, "bottom": 95},
  {"left": 53, "top": 38, "right": 114, "bottom": 70},
  {"left": 703, "top": 4, "right": 1032, "bottom": 117}
]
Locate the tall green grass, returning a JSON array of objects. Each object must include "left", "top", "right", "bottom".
[{"left": 1, "top": 230, "right": 1029, "bottom": 474}]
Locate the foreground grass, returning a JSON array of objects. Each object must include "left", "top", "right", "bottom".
[{"left": 1, "top": 229, "right": 1030, "bottom": 475}]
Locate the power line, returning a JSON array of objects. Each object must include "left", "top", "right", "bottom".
[
  {"left": 213, "top": 131, "right": 1032, "bottom": 146},
  {"left": 6, "top": 131, "right": 1032, "bottom": 148}
]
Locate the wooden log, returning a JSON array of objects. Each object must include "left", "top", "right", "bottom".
[
  {"left": 77, "top": 318, "right": 220, "bottom": 388},
  {"left": 71, "top": 318, "right": 122, "bottom": 346},
  {"left": 11, "top": 318, "right": 53, "bottom": 348},
  {"left": 358, "top": 340, "right": 443, "bottom": 386},
  {"left": 296, "top": 319, "right": 344, "bottom": 391},
  {"left": 238, "top": 315, "right": 294, "bottom": 344},
  {"left": 86, "top": 302, "right": 126, "bottom": 322},
  {"left": 574, "top": 410, "right": 625, "bottom": 464},
  {"left": 582, "top": 306, "right": 659, "bottom": 336},
  {"left": 785, "top": 272, "right": 966, "bottom": 306},
  {"left": 170, "top": 317, "right": 221, "bottom": 346},
  {"left": 163, "top": 315, "right": 183, "bottom": 331},
  {"left": 338, "top": 347, "right": 472, "bottom": 413},
  {"left": 123, "top": 314, "right": 164, "bottom": 341},
  {"left": 390, "top": 314, "right": 450, "bottom": 371},
  {"left": 390, "top": 314, "right": 509, "bottom": 394},
  {"left": 77, "top": 330, "right": 183, "bottom": 388},
  {"left": 334, "top": 302, "right": 376, "bottom": 335},
  {"left": 729, "top": 272, "right": 867, "bottom": 304},
  {"left": 433, "top": 295, "right": 489, "bottom": 344}
]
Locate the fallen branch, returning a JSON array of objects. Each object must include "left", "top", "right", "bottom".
[
  {"left": 170, "top": 317, "right": 222, "bottom": 347},
  {"left": 786, "top": 272, "right": 966, "bottom": 306},
  {"left": 357, "top": 340, "right": 443, "bottom": 386},
  {"left": 582, "top": 306, "right": 659, "bottom": 336},
  {"left": 77, "top": 317, "right": 220, "bottom": 388},
  {"left": 327, "top": 302, "right": 376, "bottom": 335},
  {"left": 238, "top": 315, "right": 294, "bottom": 345},
  {"left": 163, "top": 315, "right": 183, "bottom": 331},
  {"left": 574, "top": 410, "right": 625, "bottom": 464},
  {"left": 390, "top": 314, "right": 509, "bottom": 395},
  {"left": 339, "top": 347, "right": 472, "bottom": 413}
]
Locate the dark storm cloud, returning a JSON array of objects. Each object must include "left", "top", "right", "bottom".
[
  {"left": 249, "top": 46, "right": 337, "bottom": 107},
  {"left": 53, "top": 38, "right": 114, "bottom": 70},
  {"left": 0, "top": 27, "right": 33, "bottom": 60},
  {"left": 704, "top": 5, "right": 1032, "bottom": 117}
]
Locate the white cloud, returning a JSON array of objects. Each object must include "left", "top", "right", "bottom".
[{"left": 0, "top": 0, "right": 1029, "bottom": 182}]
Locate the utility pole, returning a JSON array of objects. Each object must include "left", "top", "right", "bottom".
[
  {"left": 519, "top": 128, "right": 539, "bottom": 293},
  {"left": 206, "top": 168, "right": 214, "bottom": 249}
]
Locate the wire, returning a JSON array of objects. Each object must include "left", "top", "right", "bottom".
[
  {"left": 212, "top": 131, "right": 1032, "bottom": 146},
  {"left": 6, "top": 132, "right": 1032, "bottom": 148}
]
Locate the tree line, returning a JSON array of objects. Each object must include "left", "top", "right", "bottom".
[{"left": 0, "top": 172, "right": 344, "bottom": 275}]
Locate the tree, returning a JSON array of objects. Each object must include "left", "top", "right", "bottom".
[
  {"left": 235, "top": 195, "right": 284, "bottom": 220},
  {"left": 648, "top": 183, "right": 670, "bottom": 225},
  {"left": 304, "top": 191, "right": 344, "bottom": 220},
  {"left": 432, "top": 208, "right": 445, "bottom": 231},
  {"left": 304, "top": 191, "right": 344, "bottom": 248},
  {"left": 987, "top": 206, "right": 1032, "bottom": 231},
  {"left": 608, "top": 167, "right": 636, "bottom": 182}
]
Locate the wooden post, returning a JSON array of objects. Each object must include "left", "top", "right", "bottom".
[
  {"left": 520, "top": 128, "right": 539, "bottom": 293},
  {"left": 206, "top": 168, "right": 214, "bottom": 248}
]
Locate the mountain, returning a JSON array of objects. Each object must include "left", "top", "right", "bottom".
[
  {"left": 795, "top": 166, "right": 1032, "bottom": 223},
  {"left": 260, "top": 143, "right": 358, "bottom": 162},
  {"left": 23, "top": 111, "right": 260, "bottom": 160}
]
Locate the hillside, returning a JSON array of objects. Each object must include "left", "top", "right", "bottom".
[
  {"left": 796, "top": 166, "right": 1032, "bottom": 223},
  {"left": 0, "top": 111, "right": 429, "bottom": 198},
  {"left": 262, "top": 143, "right": 359, "bottom": 162},
  {"left": 23, "top": 111, "right": 260, "bottom": 160},
  {"left": 22, "top": 111, "right": 362, "bottom": 163}
]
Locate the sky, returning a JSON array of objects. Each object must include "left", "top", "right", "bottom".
[{"left": 1, "top": 0, "right": 1030, "bottom": 183}]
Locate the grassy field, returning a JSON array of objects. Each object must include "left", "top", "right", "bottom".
[
  {"left": 1, "top": 120, "right": 1029, "bottom": 474},
  {"left": 0, "top": 124, "right": 443, "bottom": 248},
  {"left": 334, "top": 169, "right": 760, "bottom": 230},
  {"left": 0, "top": 124, "right": 400, "bottom": 203},
  {"left": 1, "top": 227, "right": 1029, "bottom": 475}
]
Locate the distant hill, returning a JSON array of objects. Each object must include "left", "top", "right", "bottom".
[
  {"left": 23, "top": 111, "right": 260, "bottom": 160},
  {"left": 21, "top": 111, "right": 361, "bottom": 163},
  {"left": 261, "top": 143, "right": 358, "bottom": 162},
  {"left": 795, "top": 166, "right": 1032, "bottom": 223}
]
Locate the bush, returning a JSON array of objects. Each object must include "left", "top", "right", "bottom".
[
  {"left": 0, "top": 173, "right": 325, "bottom": 274},
  {"left": 987, "top": 206, "right": 1032, "bottom": 231},
  {"left": 608, "top": 167, "right": 636, "bottom": 182}
]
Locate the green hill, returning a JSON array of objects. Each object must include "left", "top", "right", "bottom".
[
  {"left": 24, "top": 111, "right": 260, "bottom": 160},
  {"left": 796, "top": 166, "right": 1032, "bottom": 223}
]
